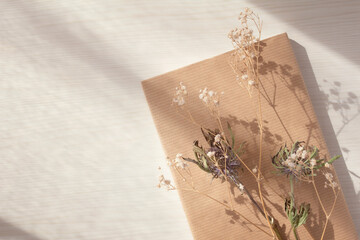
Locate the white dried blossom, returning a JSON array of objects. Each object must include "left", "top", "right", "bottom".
[
  {"left": 214, "top": 134, "right": 221, "bottom": 143},
  {"left": 324, "top": 172, "right": 333, "bottom": 182},
  {"left": 248, "top": 80, "right": 255, "bottom": 86},
  {"left": 296, "top": 146, "right": 304, "bottom": 156},
  {"left": 199, "top": 87, "right": 221, "bottom": 106},
  {"left": 172, "top": 82, "right": 187, "bottom": 106},
  {"left": 241, "top": 74, "right": 248, "bottom": 80},
  {"left": 324, "top": 172, "right": 338, "bottom": 189},
  {"left": 325, "top": 162, "right": 330, "bottom": 168},
  {"left": 301, "top": 150, "right": 307, "bottom": 159},
  {"left": 229, "top": 7, "right": 261, "bottom": 77},
  {"left": 238, "top": 183, "right": 245, "bottom": 191},
  {"left": 207, "top": 151, "right": 216, "bottom": 158},
  {"left": 310, "top": 158, "right": 316, "bottom": 167},
  {"left": 174, "top": 153, "right": 187, "bottom": 169},
  {"left": 252, "top": 166, "right": 258, "bottom": 174},
  {"left": 287, "top": 162, "right": 296, "bottom": 169}
]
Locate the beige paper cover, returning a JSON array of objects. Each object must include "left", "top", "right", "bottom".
[{"left": 142, "top": 33, "right": 357, "bottom": 239}]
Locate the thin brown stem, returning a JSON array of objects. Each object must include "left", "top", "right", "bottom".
[
  {"left": 254, "top": 28, "right": 275, "bottom": 238},
  {"left": 311, "top": 169, "right": 327, "bottom": 215},
  {"left": 320, "top": 190, "right": 340, "bottom": 240}
]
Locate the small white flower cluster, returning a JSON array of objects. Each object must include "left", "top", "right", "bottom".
[
  {"left": 238, "top": 74, "right": 255, "bottom": 86},
  {"left": 228, "top": 26, "right": 254, "bottom": 44},
  {"left": 174, "top": 153, "right": 187, "bottom": 169},
  {"left": 199, "top": 87, "right": 223, "bottom": 106},
  {"left": 172, "top": 82, "right": 187, "bottom": 106},
  {"left": 228, "top": 8, "right": 261, "bottom": 91},
  {"left": 296, "top": 146, "right": 308, "bottom": 159},
  {"left": 228, "top": 8, "right": 259, "bottom": 59},
  {"left": 282, "top": 146, "right": 313, "bottom": 171},
  {"left": 324, "top": 172, "right": 338, "bottom": 189},
  {"left": 214, "top": 134, "right": 221, "bottom": 144},
  {"left": 310, "top": 158, "right": 317, "bottom": 167},
  {"left": 157, "top": 174, "right": 175, "bottom": 190},
  {"left": 167, "top": 153, "right": 187, "bottom": 169},
  {"left": 238, "top": 183, "right": 245, "bottom": 192}
]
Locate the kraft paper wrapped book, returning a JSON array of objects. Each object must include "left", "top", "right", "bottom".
[{"left": 142, "top": 33, "right": 357, "bottom": 239}]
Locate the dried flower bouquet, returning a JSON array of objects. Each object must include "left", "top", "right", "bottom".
[{"left": 157, "top": 8, "right": 342, "bottom": 240}]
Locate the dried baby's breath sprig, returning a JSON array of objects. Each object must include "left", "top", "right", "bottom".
[
  {"left": 199, "top": 87, "right": 222, "bottom": 107},
  {"left": 312, "top": 168, "right": 341, "bottom": 240},
  {"left": 171, "top": 82, "right": 202, "bottom": 128},
  {"left": 323, "top": 172, "right": 339, "bottom": 191},
  {"left": 172, "top": 82, "right": 188, "bottom": 106},
  {"left": 199, "top": 87, "right": 225, "bottom": 133},
  {"left": 228, "top": 8, "right": 262, "bottom": 96},
  {"left": 172, "top": 153, "right": 188, "bottom": 169}
]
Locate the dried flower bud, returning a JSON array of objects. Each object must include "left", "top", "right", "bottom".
[
  {"left": 310, "top": 159, "right": 316, "bottom": 167},
  {"left": 207, "top": 151, "right": 216, "bottom": 158},
  {"left": 214, "top": 134, "right": 221, "bottom": 143},
  {"left": 248, "top": 80, "right": 255, "bottom": 86},
  {"left": 301, "top": 150, "right": 307, "bottom": 159}
]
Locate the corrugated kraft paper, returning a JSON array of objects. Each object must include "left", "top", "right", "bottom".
[{"left": 142, "top": 33, "right": 357, "bottom": 239}]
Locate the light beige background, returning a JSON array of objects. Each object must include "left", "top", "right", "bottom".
[{"left": 1, "top": 1, "right": 359, "bottom": 239}]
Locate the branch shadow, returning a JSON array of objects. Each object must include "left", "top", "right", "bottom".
[
  {"left": 223, "top": 37, "right": 358, "bottom": 239},
  {"left": 291, "top": 39, "right": 360, "bottom": 234}
]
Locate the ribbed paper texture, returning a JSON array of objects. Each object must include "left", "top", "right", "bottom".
[{"left": 142, "top": 33, "right": 357, "bottom": 239}]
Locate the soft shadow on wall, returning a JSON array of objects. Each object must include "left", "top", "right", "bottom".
[
  {"left": 253, "top": 0, "right": 360, "bottom": 66},
  {"left": 0, "top": 218, "right": 43, "bottom": 240},
  {"left": 291, "top": 39, "right": 360, "bottom": 234}
]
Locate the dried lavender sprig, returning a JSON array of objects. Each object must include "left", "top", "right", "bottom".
[{"left": 184, "top": 127, "right": 283, "bottom": 239}]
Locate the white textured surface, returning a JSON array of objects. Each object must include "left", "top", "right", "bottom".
[{"left": 1, "top": 1, "right": 359, "bottom": 239}]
